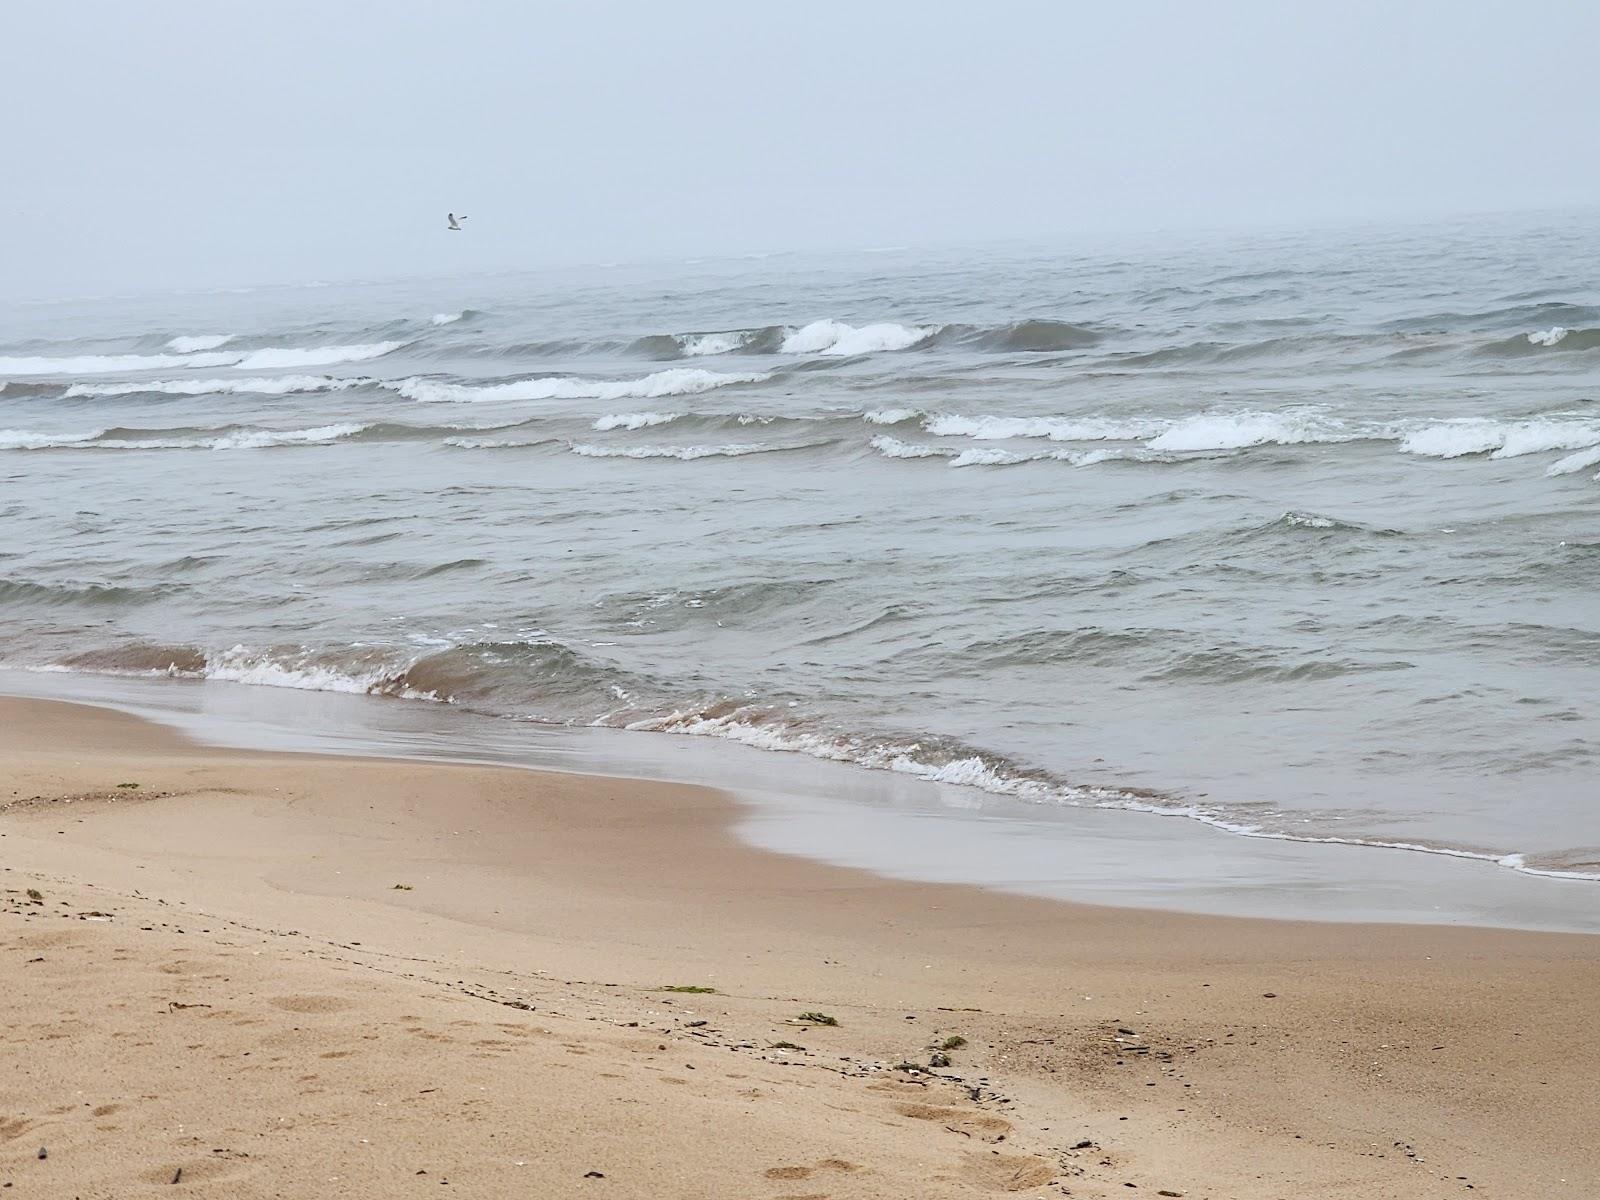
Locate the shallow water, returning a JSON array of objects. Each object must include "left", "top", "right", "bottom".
[
  {"left": 3, "top": 210, "right": 1598, "bottom": 888},
  {"left": 11, "top": 669, "right": 1598, "bottom": 932}
]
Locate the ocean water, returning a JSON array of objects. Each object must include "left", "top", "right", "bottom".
[{"left": 3, "top": 210, "right": 1598, "bottom": 889}]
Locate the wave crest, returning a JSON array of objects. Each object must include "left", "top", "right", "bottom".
[
  {"left": 0, "top": 423, "right": 367, "bottom": 451},
  {"left": 569, "top": 441, "right": 782, "bottom": 460},
  {"left": 0, "top": 351, "right": 242, "bottom": 376},
  {"left": 392, "top": 367, "right": 768, "bottom": 404},
  {"left": 1145, "top": 410, "right": 1354, "bottom": 452},
  {"left": 166, "top": 334, "right": 234, "bottom": 353},
  {"left": 591, "top": 411, "right": 682, "bottom": 431},
  {"left": 1400, "top": 418, "right": 1600, "bottom": 460},
  {"left": 65, "top": 375, "right": 363, "bottom": 398},
  {"left": 966, "top": 318, "right": 1100, "bottom": 352},
  {"left": 780, "top": 319, "right": 934, "bottom": 356},
  {"left": 232, "top": 341, "right": 404, "bottom": 370}
]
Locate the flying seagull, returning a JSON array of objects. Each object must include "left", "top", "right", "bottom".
[{"left": 447, "top": 213, "right": 467, "bottom": 231}]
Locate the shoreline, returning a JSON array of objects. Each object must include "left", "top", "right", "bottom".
[
  {"left": 8, "top": 667, "right": 1600, "bottom": 933},
  {"left": 3, "top": 694, "right": 1600, "bottom": 1197}
]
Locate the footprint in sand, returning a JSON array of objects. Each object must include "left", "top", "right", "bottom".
[
  {"left": 765, "top": 1159, "right": 862, "bottom": 1181},
  {"left": 269, "top": 994, "right": 354, "bottom": 1014},
  {"left": 959, "top": 1151, "right": 1056, "bottom": 1193},
  {"left": 894, "top": 1102, "right": 1012, "bottom": 1143}
]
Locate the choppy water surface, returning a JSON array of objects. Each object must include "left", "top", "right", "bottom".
[{"left": 3, "top": 211, "right": 1598, "bottom": 883}]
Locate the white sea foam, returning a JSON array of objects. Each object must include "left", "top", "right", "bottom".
[
  {"left": 442, "top": 436, "right": 556, "bottom": 450},
  {"left": 1528, "top": 326, "right": 1569, "bottom": 347},
  {"left": 32, "top": 645, "right": 1599, "bottom": 886},
  {"left": 0, "top": 351, "right": 241, "bottom": 376},
  {"left": 1281, "top": 511, "right": 1338, "bottom": 529},
  {"left": 65, "top": 375, "right": 362, "bottom": 398},
  {"left": 199, "top": 645, "right": 433, "bottom": 696},
  {"left": 917, "top": 410, "right": 1351, "bottom": 452},
  {"left": 923, "top": 414, "right": 1158, "bottom": 442},
  {"left": 951, "top": 446, "right": 1119, "bottom": 468},
  {"left": 1487, "top": 420, "right": 1600, "bottom": 459},
  {"left": 193, "top": 423, "right": 368, "bottom": 450},
  {"left": 591, "top": 411, "right": 682, "bottom": 431},
  {"left": 0, "top": 424, "right": 366, "bottom": 451},
  {"left": 568, "top": 442, "right": 774, "bottom": 460},
  {"left": 1546, "top": 445, "right": 1600, "bottom": 476},
  {"left": 1400, "top": 418, "right": 1600, "bottom": 459},
  {"left": 392, "top": 368, "right": 768, "bottom": 404},
  {"left": 96, "top": 424, "right": 368, "bottom": 451},
  {"left": 1395, "top": 423, "right": 1501, "bottom": 458},
  {"left": 431, "top": 311, "right": 463, "bottom": 326},
  {"left": 0, "top": 428, "right": 106, "bottom": 450},
  {"left": 780, "top": 319, "right": 933, "bottom": 356},
  {"left": 3, "top": 341, "right": 404, "bottom": 379},
  {"left": 1145, "top": 410, "right": 1352, "bottom": 452},
  {"left": 626, "top": 708, "right": 1600, "bottom": 884},
  {"left": 166, "top": 334, "right": 234, "bottom": 353},
  {"left": 869, "top": 435, "right": 951, "bottom": 460},
  {"left": 950, "top": 447, "right": 1030, "bottom": 467},
  {"left": 1075, "top": 448, "right": 1123, "bottom": 467},
  {"left": 678, "top": 331, "right": 749, "bottom": 356},
  {"left": 863, "top": 408, "right": 920, "bottom": 425},
  {"left": 232, "top": 341, "right": 404, "bottom": 370}
]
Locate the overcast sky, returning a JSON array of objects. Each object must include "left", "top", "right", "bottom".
[{"left": 2, "top": 0, "right": 1595, "bottom": 297}]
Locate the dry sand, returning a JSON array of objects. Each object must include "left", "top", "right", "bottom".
[{"left": 2, "top": 695, "right": 1597, "bottom": 1198}]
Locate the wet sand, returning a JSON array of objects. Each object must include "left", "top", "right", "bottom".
[{"left": 2, "top": 695, "right": 1597, "bottom": 1198}]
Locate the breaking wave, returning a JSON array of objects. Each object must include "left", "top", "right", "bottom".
[
  {"left": 0, "top": 423, "right": 367, "bottom": 451},
  {"left": 622, "top": 318, "right": 1100, "bottom": 361},
  {"left": 592, "top": 411, "right": 682, "bottom": 431},
  {"left": 863, "top": 408, "right": 920, "bottom": 426},
  {"left": 0, "top": 341, "right": 402, "bottom": 378},
  {"left": 1399, "top": 418, "right": 1600, "bottom": 459},
  {"left": 65, "top": 375, "right": 365, "bottom": 398},
  {"left": 679, "top": 331, "right": 754, "bottom": 356},
  {"left": 441, "top": 435, "right": 561, "bottom": 450},
  {"left": 390, "top": 368, "right": 769, "bottom": 404},
  {"left": 568, "top": 441, "right": 791, "bottom": 460},
  {"left": 1480, "top": 326, "right": 1600, "bottom": 356},
  {"left": 910, "top": 409, "right": 1349, "bottom": 451},
  {"left": 1546, "top": 445, "right": 1600, "bottom": 477},
  {"left": 868, "top": 409, "right": 1600, "bottom": 477},
  {"left": 870, "top": 435, "right": 1119, "bottom": 468},
  {"left": 922, "top": 414, "right": 1161, "bottom": 441},
  {"left": 626, "top": 703, "right": 1600, "bottom": 883},
  {"left": 1145, "top": 410, "right": 1356, "bottom": 452},
  {"left": 167, "top": 334, "right": 235, "bottom": 353},
  {"left": 780, "top": 320, "right": 935, "bottom": 356},
  {"left": 18, "top": 631, "right": 1600, "bottom": 885},
  {"left": 0, "top": 428, "right": 105, "bottom": 450},
  {"left": 231, "top": 341, "right": 404, "bottom": 370}
]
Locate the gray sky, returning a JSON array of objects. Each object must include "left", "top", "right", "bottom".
[{"left": 3, "top": 0, "right": 1596, "bottom": 297}]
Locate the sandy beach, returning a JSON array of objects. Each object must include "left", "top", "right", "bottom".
[{"left": 2, "top": 694, "right": 1598, "bottom": 1199}]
